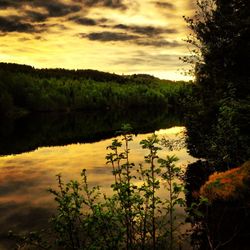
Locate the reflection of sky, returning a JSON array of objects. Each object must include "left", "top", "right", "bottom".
[{"left": 0, "top": 126, "right": 196, "bottom": 249}]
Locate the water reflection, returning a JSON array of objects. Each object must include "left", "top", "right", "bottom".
[
  {"left": 0, "top": 125, "right": 196, "bottom": 249},
  {"left": 0, "top": 109, "right": 181, "bottom": 156}
]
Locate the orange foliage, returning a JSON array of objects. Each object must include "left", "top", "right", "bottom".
[{"left": 200, "top": 161, "right": 250, "bottom": 201}]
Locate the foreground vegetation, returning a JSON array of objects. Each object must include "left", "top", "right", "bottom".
[
  {"left": 186, "top": 161, "right": 250, "bottom": 250},
  {"left": 11, "top": 126, "right": 187, "bottom": 250},
  {"left": 9, "top": 127, "right": 250, "bottom": 250}
]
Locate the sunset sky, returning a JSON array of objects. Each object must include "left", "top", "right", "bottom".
[{"left": 0, "top": 0, "right": 196, "bottom": 80}]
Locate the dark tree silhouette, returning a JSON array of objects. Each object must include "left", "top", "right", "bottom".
[{"left": 184, "top": 0, "right": 250, "bottom": 165}]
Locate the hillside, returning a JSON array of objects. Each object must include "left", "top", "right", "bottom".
[{"left": 0, "top": 62, "right": 192, "bottom": 117}]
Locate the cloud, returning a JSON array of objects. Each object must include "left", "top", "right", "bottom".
[
  {"left": 25, "top": 11, "right": 48, "bottom": 22},
  {"left": 113, "top": 23, "right": 177, "bottom": 36},
  {"left": 0, "top": 0, "right": 81, "bottom": 20},
  {"left": 0, "top": 0, "right": 81, "bottom": 15},
  {"left": 0, "top": 0, "right": 82, "bottom": 34},
  {"left": 0, "top": 0, "right": 20, "bottom": 9},
  {"left": 39, "top": 1, "right": 81, "bottom": 18},
  {"left": 80, "top": 31, "right": 139, "bottom": 41},
  {"left": 153, "top": 1, "right": 175, "bottom": 10},
  {"left": 0, "top": 0, "right": 128, "bottom": 13},
  {"left": 69, "top": 16, "right": 98, "bottom": 26},
  {"left": 113, "top": 51, "right": 183, "bottom": 67},
  {"left": 69, "top": 16, "right": 109, "bottom": 26},
  {"left": 79, "top": 28, "right": 182, "bottom": 48},
  {"left": 79, "top": 29, "right": 181, "bottom": 48},
  {"left": 0, "top": 16, "right": 35, "bottom": 33},
  {"left": 70, "top": 17, "right": 177, "bottom": 38},
  {"left": 136, "top": 39, "right": 180, "bottom": 47},
  {"left": 73, "top": 0, "right": 127, "bottom": 10}
]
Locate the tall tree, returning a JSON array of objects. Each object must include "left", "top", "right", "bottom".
[{"left": 184, "top": 0, "right": 250, "bottom": 165}]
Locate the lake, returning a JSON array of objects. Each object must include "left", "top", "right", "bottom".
[{"left": 0, "top": 110, "right": 196, "bottom": 249}]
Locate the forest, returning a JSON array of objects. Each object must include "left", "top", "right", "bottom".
[{"left": 0, "top": 63, "right": 191, "bottom": 117}]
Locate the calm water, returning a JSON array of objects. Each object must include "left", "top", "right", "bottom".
[{"left": 0, "top": 110, "right": 196, "bottom": 249}]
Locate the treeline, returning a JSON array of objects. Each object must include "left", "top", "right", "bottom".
[
  {"left": 0, "top": 63, "right": 191, "bottom": 117},
  {"left": 0, "top": 62, "right": 127, "bottom": 83}
]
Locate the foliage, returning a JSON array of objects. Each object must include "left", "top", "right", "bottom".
[
  {"left": 183, "top": 1, "right": 250, "bottom": 245},
  {"left": 0, "top": 62, "right": 191, "bottom": 117},
  {"left": 186, "top": 162, "right": 250, "bottom": 250},
  {"left": 104, "top": 126, "right": 186, "bottom": 249},
  {"left": 11, "top": 128, "right": 187, "bottom": 250},
  {"left": 184, "top": 0, "right": 250, "bottom": 165},
  {"left": 200, "top": 161, "right": 250, "bottom": 201}
]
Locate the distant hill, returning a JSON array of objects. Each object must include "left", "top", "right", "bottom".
[
  {"left": 0, "top": 62, "right": 188, "bottom": 85},
  {"left": 0, "top": 62, "right": 192, "bottom": 117},
  {"left": 0, "top": 62, "right": 128, "bottom": 83}
]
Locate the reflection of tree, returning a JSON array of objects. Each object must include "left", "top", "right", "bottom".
[
  {"left": 160, "top": 130, "right": 186, "bottom": 151},
  {"left": 0, "top": 110, "right": 182, "bottom": 155}
]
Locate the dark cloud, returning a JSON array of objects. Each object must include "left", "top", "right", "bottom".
[
  {"left": 0, "top": 0, "right": 20, "bottom": 9},
  {"left": 73, "top": 0, "right": 127, "bottom": 10},
  {"left": 79, "top": 30, "right": 181, "bottom": 48},
  {"left": 80, "top": 31, "right": 139, "bottom": 41},
  {"left": 113, "top": 24, "right": 177, "bottom": 36},
  {"left": 69, "top": 16, "right": 109, "bottom": 26},
  {"left": 0, "top": 1, "right": 80, "bottom": 34},
  {"left": 0, "top": 0, "right": 127, "bottom": 10},
  {"left": 153, "top": 1, "right": 175, "bottom": 10},
  {"left": 77, "top": 20, "right": 179, "bottom": 48},
  {"left": 25, "top": 11, "right": 48, "bottom": 22},
  {"left": 0, "top": 16, "right": 35, "bottom": 33},
  {"left": 0, "top": 14, "right": 68, "bottom": 34},
  {"left": 69, "top": 16, "right": 98, "bottom": 26},
  {"left": 39, "top": 1, "right": 81, "bottom": 18},
  {"left": 0, "top": 0, "right": 127, "bottom": 13},
  {"left": 0, "top": 0, "right": 81, "bottom": 20},
  {"left": 69, "top": 17, "right": 176, "bottom": 38}
]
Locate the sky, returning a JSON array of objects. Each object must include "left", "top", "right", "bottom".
[{"left": 0, "top": 0, "right": 196, "bottom": 80}]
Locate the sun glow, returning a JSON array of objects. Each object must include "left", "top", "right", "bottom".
[{"left": 0, "top": 0, "right": 196, "bottom": 80}]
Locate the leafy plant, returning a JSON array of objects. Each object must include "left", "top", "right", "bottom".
[{"left": 11, "top": 126, "right": 187, "bottom": 250}]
